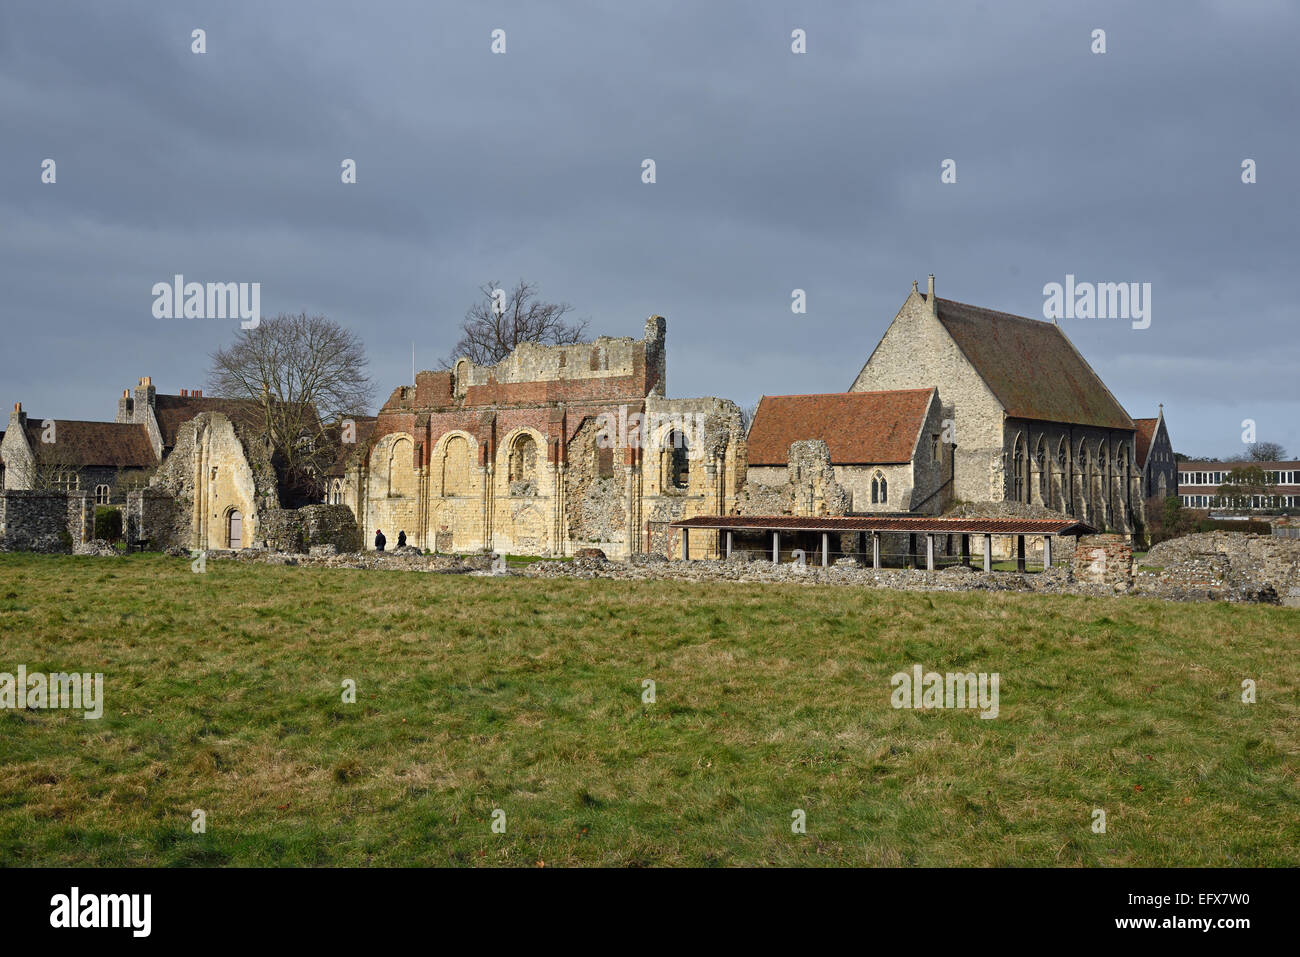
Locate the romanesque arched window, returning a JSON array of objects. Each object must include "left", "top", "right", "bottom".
[
  {"left": 871, "top": 471, "right": 888, "bottom": 505},
  {"left": 667, "top": 430, "right": 689, "bottom": 490},
  {"left": 94, "top": 484, "right": 110, "bottom": 505},
  {"left": 441, "top": 435, "right": 473, "bottom": 496},
  {"left": 508, "top": 433, "right": 538, "bottom": 485}
]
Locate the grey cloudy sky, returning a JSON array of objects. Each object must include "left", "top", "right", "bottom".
[{"left": 2, "top": 0, "right": 1296, "bottom": 459}]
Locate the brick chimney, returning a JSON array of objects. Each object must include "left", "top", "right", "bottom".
[
  {"left": 180, "top": 389, "right": 189, "bottom": 397},
  {"left": 8, "top": 401, "right": 26, "bottom": 434},
  {"left": 192, "top": 389, "right": 202, "bottom": 398}
]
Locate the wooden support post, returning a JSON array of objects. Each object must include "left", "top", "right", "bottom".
[
  {"left": 772, "top": 531, "right": 779, "bottom": 564},
  {"left": 1043, "top": 534, "right": 1052, "bottom": 570},
  {"left": 726, "top": 530, "right": 733, "bottom": 559},
  {"left": 821, "top": 532, "right": 829, "bottom": 567},
  {"left": 983, "top": 534, "right": 992, "bottom": 572},
  {"left": 908, "top": 533, "right": 916, "bottom": 568},
  {"left": 872, "top": 532, "right": 881, "bottom": 569},
  {"left": 925, "top": 533, "right": 935, "bottom": 571},
  {"left": 1016, "top": 535, "right": 1026, "bottom": 572},
  {"left": 682, "top": 527, "right": 689, "bottom": 561},
  {"left": 961, "top": 533, "right": 970, "bottom": 566}
]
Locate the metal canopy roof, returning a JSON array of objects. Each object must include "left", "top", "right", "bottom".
[{"left": 669, "top": 515, "right": 1096, "bottom": 536}]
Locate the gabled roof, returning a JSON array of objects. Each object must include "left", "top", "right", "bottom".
[
  {"left": 24, "top": 420, "right": 157, "bottom": 469},
  {"left": 152, "top": 393, "right": 264, "bottom": 448},
  {"left": 746, "top": 389, "right": 933, "bottom": 466},
  {"left": 1133, "top": 418, "right": 1158, "bottom": 468},
  {"left": 934, "top": 298, "right": 1134, "bottom": 431}
]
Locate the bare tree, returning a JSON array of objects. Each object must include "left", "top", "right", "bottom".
[
  {"left": 1247, "top": 441, "right": 1288, "bottom": 462},
  {"left": 738, "top": 401, "right": 759, "bottom": 436},
  {"left": 208, "top": 313, "right": 375, "bottom": 504},
  {"left": 443, "top": 280, "right": 588, "bottom": 367}
]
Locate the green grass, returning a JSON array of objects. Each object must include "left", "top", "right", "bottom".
[{"left": 0, "top": 552, "right": 1296, "bottom": 867}]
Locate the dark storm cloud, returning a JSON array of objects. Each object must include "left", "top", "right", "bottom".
[{"left": 1, "top": 0, "right": 1295, "bottom": 458}]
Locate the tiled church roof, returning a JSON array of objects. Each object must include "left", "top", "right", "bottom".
[
  {"left": 153, "top": 393, "right": 263, "bottom": 448},
  {"left": 747, "top": 389, "right": 933, "bottom": 466},
  {"left": 24, "top": 419, "right": 157, "bottom": 468},
  {"left": 1132, "top": 418, "right": 1158, "bottom": 468},
  {"left": 934, "top": 298, "right": 1135, "bottom": 431}
]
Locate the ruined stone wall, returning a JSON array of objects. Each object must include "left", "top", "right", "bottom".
[
  {"left": 0, "top": 490, "right": 73, "bottom": 552},
  {"left": 263, "top": 505, "right": 361, "bottom": 553},
  {"left": 643, "top": 395, "right": 745, "bottom": 559},
  {"left": 1140, "top": 531, "right": 1300, "bottom": 602},
  {"left": 149, "top": 412, "right": 278, "bottom": 550},
  {"left": 125, "top": 488, "right": 177, "bottom": 549},
  {"left": 1073, "top": 533, "right": 1133, "bottom": 586}
]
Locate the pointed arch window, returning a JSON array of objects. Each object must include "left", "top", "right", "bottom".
[{"left": 871, "top": 471, "right": 888, "bottom": 505}]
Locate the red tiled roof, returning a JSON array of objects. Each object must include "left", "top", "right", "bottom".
[
  {"left": 671, "top": 515, "right": 1096, "bottom": 535},
  {"left": 935, "top": 298, "right": 1134, "bottom": 431},
  {"left": 24, "top": 419, "right": 157, "bottom": 469},
  {"left": 1133, "top": 418, "right": 1157, "bottom": 468},
  {"left": 746, "top": 389, "right": 933, "bottom": 466},
  {"left": 153, "top": 393, "right": 263, "bottom": 448}
]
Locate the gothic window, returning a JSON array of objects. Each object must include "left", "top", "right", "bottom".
[
  {"left": 1035, "top": 436, "right": 1048, "bottom": 502},
  {"left": 1012, "top": 435, "right": 1026, "bottom": 503},
  {"left": 94, "top": 484, "right": 110, "bottom": 505},
  {"left": 871, "top": 471, "right": 888, "bottom": 505}
]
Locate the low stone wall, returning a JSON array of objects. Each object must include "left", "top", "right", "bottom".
[
  {"left": 126, "top": 488, "right": 179, "bottom": 549},
  {"left": 1072, "top": 534, "right": 1133, "bottom": 587},
  {"left": 262, "top": 505, "right": 361, "bottom": 553},
  {"left": 0, "top": 490, "right": 74, "bottom": 552},
  {"left": 1137, "top": 531, "right": 1300, "bottom": 604}
]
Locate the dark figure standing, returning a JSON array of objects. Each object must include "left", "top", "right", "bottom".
[
  {"left": 375, "top": 529, "right": 386, "bottom": 551},
  {"left": 397, "top": 530, "right": 407, "bottom": 549}
]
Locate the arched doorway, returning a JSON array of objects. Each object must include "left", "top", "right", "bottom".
[{"left": 227, "top": 509, "right": 243, "bottom": 549}]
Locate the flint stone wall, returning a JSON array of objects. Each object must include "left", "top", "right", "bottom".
[
  {"left": 0, "top": 490, "right": 77, "bottom": 552},
  {"left": 262, "top": 504, "right": 361, "bottom": 553}
]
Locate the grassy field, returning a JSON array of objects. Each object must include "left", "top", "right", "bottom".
[{"left": 0, "top": 552, "right": 1296, "bottom": 867}]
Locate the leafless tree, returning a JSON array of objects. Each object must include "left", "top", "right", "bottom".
[
  {"left": 738, "top": 401, "right": 759, "bottom": 436},
  {"left": 1247, "top": 441, "right": 1288, "bottom": 462},
  {"left": 442, "top": 280, "right": 588, "bottom": 367},
  {"left": 207, "top": 313, "right": 374, "bottom": 504}
]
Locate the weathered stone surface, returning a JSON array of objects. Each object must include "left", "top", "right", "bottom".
[
  {"left": 263, "top": 504, "right": 361, "bottom": 553},
  {"left": 1073, "top": 534, "right": 1133, "bottom": 587},
  {"left": 0, "top": 490, "right": 76, "bottom": 553},
  {"left": 1134, "top": 531, "right": 1300, "bottom": 603}
]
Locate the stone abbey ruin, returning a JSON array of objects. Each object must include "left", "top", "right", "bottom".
[{"left": 3, "top": 277, "right": 1296, "bottom": 602}]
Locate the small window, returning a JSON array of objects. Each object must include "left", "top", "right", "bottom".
[
  {"left": 871, "top": 471, "right": 888, "bottom": 505},
  {"left": 94, "top": 484, "right": 111, "bottom": 505}
]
